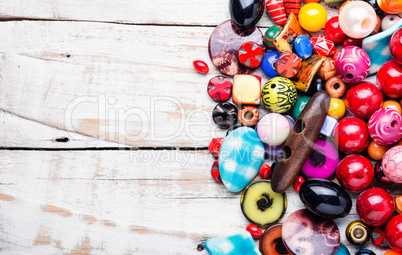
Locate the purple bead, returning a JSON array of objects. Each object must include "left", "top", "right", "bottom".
[
  {"left": 334, "top": 46, "right": 370, "bottom": 84},
  {"left": 301, "top": 138, "right": 339, "bottom": 179},
  {"left": 368, "top": 108, "right": 402, "bottom": 146}
]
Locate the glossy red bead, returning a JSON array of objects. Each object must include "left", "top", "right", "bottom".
[
  {"left": 390, "top": 28, "right": 402, "bottom": 65},
  {"left": 207, "top": 76, "right": 232, "bottom": 102},
  {"left": 342, "top": 37, "right": 363, "bottom": 48},
  {"left": 246, "top": 224, "right": 263, "bottom": 238},
  {"left": 336, "top": 155, "right": 374, "bottom": 192},
  {"left": 259, "top": 164, "right": 272, "bottom": 179},
  {"left": 325, "top": 16, "right": 347, "bottom": 43},
  {"left": 275, "top": 52, "right": 301, "bottom": 78},
  {"left": 193, "top": 60, "right": 209, "bottom": 74},
  {"left": 345, "top": 82, "right": 383, "bottom": 119},
  {"left": 357, "top": 187, "right": 395, "bottom": 226},
  {"left": 211, "top": 160, "right": 222, "bottom": 183},
  {"left": 375, "top": 161, "right": 394, "bottom": 184},
  {"left": 208, "top": 137, "right": 224, "bottom": 158},
  {"left": 386, "top": 215, "right": 402, "bottom": 252},
  {"left": 293, "top": 175, "right": 305, "bottom": 192},
  {"left": 311, "top": 35, "right": 336, "bottom": 56},
  {"left": 238, "top": 41, "right": 264, "bottom": 69},
  {"left": 377, "top": 60, "right": 402, "bottom": 98},
  {"left": 333, "top": 117, "right": 369, "bottom": 154}
]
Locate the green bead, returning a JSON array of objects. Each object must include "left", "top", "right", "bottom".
[
  {"left": 264, "top": 26, "right": 282, "bottom": 48},
  {"left": 292, "top": 96, "right": 311, "bottom": 119}
]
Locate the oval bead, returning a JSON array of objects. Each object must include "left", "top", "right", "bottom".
[
  {"left": 300, "top": 179, "right": 352, "bottom": 219},
  {"left": 229, "top": 0, "right": 265, "bottom": 27},
  {"left": 261, "top": 51, "right": 280, "bottom": 78},
  {"left": 294, "top": 35, "right": 313, "bottom": 59}
]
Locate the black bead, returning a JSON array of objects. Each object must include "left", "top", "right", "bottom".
[
  {"left": 212, "top": 102, "right": 238, "bottom": 129},
  {"left": 229, "top": 0, "right": 265, "bottom": 28},
  {"left": 305, "top": 76, "right": 324, "bottom": 96},
  {"left": 361, "top": 0, "right": 385, "bottom": 17},
  {"left": 299, "top": 179, "right": 352, "bottom": 219}
]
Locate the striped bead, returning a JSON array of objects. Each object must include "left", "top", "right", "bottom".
[{"left": 265, "top": 0, "right": 288, "bottom": 26}]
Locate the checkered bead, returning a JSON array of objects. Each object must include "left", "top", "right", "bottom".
[{"left": 219, "top": 127, "right": 265, "bottom": 192}]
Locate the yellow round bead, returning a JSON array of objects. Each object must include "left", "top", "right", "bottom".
[
  {"left": 298, "top": 3, "right": 327, "bottom": 32},
  {"left": 328, "top": 98, "right": 345, "bottom": 119}
]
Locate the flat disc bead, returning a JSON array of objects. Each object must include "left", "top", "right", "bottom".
[
  {"left": 339, "top": 1, "right": 377, "bottom": 39},
  {"left": 238, "top": 106, "right": 259, "bottom": 126},
  {"left": 238, "top": 41, "right": 264, "bottom": 68},
  {"left": 275, "top": 53, "right": 301, "bottom": 78},
  {"left": 207, "top": 76, "right": 232, "bottom": 102}
]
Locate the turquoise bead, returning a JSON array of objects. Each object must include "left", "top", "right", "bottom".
[
  {"left": 292, "top": 96, "right": 311, "bottom": 119},
  {"left": 335, "top": 243, "right": 350, "bottom": 255},
  {"left": 362, "top": 18, "right": 402, "bottom": 75},
  {"left": 219, "top": 127, "right": 265, "bottom": 192},
  {"left": 205, "top": 232, "right": 260, "bottom": 255}
]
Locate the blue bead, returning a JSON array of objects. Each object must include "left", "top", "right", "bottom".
[
  {"left": 205, "top": 232, "right": 260, "bottom": 255},
  {"left": 294, "top": 35, "right": 313, "bottom": 59},
  {"left": 355, "top": 249, "right": 376, "bottom": 255},
  {"left": 261, "top": 51, "right": 280, "bottom": 78},
  {"left": 335, "top": 243, "right": 350, "bottom": 255}
]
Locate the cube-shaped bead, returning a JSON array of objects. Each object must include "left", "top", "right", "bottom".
[
  {"left": 232, "top": 75, "right": 261, "bottom": 105},
  {"left": 320, "top": 115, "right": 338, "bottom": 137}
]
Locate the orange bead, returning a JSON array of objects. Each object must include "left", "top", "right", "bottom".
[
  {"left": 377, "top": 0, "right": 402, "bottom": 14},
  {"left": 396, "top": 195, "right": 402, "bottom": 214},
  {"left": 383, "top": 100, "right": 402, "bottom": 113},
  {"left": 367, "top": 140, "right": 389, "bottom": 160},
  {"left": 385, "top": 251, "right": 402, "bottom": 255},
  {"left": 328, "top": 98, "right": 345, "bottom": 119}
]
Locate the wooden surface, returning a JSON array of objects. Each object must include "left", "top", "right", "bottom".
[{"left": 0, "top": 1, "right": 400, "bottom": 254}]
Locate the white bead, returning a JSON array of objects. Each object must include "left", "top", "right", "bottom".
[{"left": 339, "top": 1, "right": 377, "bottom": 39}]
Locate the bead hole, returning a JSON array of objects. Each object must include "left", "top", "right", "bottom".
[
  {"left": 271, "top": 84, "right": 276, "bottom": 89},
  {"left": 293, "top": 119, "right": 305, "bottom": 133},
  {"left": 346, "top": 73, "right": 354, "bottom": 79},
  {"left": 334, "top": 83, "right": 340, "bottom": 90},
  {"left": 279, "top": 145, "right": 291, "bottom": 161},
  {"left": 352, "top": 226, "right": 367, "bottom": 241},
  {"left": 244, "top": 111, "right": 253, "bottom": 120},
  {"left": 361, "top": 18, "right": 373, "bottom": 30},
  {"left": 392, "top": 120, "right": 397, "bottom": 127}
]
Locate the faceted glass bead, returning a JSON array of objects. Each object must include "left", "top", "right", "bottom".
[{"left": 298, "top": 3, "right": 327, "bottom": 32}]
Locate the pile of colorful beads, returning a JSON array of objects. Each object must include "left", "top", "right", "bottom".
[{"left": 193, "top": 0, "right": 402, "bottom": 254}]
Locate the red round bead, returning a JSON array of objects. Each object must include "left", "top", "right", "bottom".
[
  {"left": 345, "top": 82, "right": 383, "bottom": 119},
  {"left": 259, "top": 164, "right": 272, "bottom": 179},
  {"left": 336, "top": 154, "right": 374, "bottom": 192},
  {"left": 293, "top": 175, "right": 305, "bottom": 192},
  {"left": 390, "top": 27, "right": 402, "bottom": 65},
  {"left": 377, "top": 60, "right": 402, "bottom": 98},
  {"left": 246, "top": 224, "right": 263, "bottom": 238},
  {"left": 211, "top": 160, "right": 222, "bottom": 183},
  {"left": 207, "top": 76, "right": 232, "bottom": 102},
  {"left": 238, "top": 41, "right": 264, "bottom": 69},
  {"left": 333, "top": 117, "right": 369, "bottom": 154},
  {"left": 325, "top": 16, "right": 347, "bottom": 43},
  {"left": 311, "top": 35, "right": 336, "bottom": 56},
  {"left": 356, "top": 187, "right": 395, "bottom": 226},
  {"left": 386, "top": 215, "right": 402, "bottom": 252},
  {"left": 193, "top": 60, "right": 209, "bottom": 74},
  {"left": 342, "top": 37, "right": 363, "bottom": 48}
]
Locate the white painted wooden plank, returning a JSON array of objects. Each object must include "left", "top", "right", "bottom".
[
  {"left": 0, "top": 21, "right": 378, "bottom": 148},
  {"left": 0, "top": 150, "right": 400, "bottom": 254},
  {"left": 0, "top": 110, "right": 118, "bottom": 148},
  {"left": 0, "top": 0, "right": 341, "bottom": 27}
]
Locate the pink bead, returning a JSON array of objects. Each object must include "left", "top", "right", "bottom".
[
  {"left": 334, "top": 46, "right": 370, "bottom": 84},
  {"left": 368, "top": 108, "right": 402, "bottom": 146},
  {"left": 382, "top": 145, "right": 402, "bottom": 183},
  {"left": 339, "top": 1, "right": 377, "bottom": 39}
]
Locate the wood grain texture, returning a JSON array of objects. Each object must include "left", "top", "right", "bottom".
[
  {"left": 0, "top": 0, "right": 340, "bottom": 27},
  {"left": 0, "top": 150, "right": 400, "bottom": 254}
]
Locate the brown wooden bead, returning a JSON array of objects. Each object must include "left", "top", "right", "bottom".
[
  {"left": 271, "top": 91, "right": 330, "bottom": 193},
  {"left": 317, "top": 57, "right": 336, "bottom": 81},
  {"left": 325, "top": 76, "right": 346, "bottom": 98},
  {"left": 238, "top": 106, "right": 259, "bottom": 126}
]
